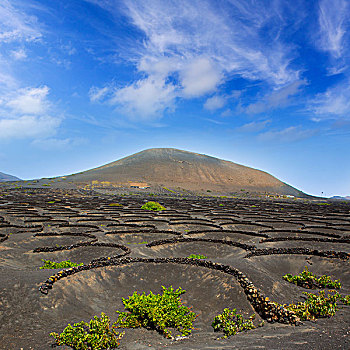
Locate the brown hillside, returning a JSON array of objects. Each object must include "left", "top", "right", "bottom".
[{"left": 67, "top": 148, "right": 304, "bottom": 196}]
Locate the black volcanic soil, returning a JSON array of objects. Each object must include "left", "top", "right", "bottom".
[{"left": 0, "top": 186, "right": 349, "bottom": 350}]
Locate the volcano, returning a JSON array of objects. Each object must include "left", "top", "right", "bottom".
[
  {"left": 0, "top": 171, "right": 20, "bottom": 182},
  {"left": 66, "top": 148, "right": 304, "bottom": 196}
]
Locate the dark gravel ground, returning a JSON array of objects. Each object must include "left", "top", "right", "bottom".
[{"left": 0, "top": 185, "right": 349, "bottom": 349}]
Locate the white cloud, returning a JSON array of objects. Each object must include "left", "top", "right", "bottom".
[
  {"left": 6, "top": 86, "right": 50, "bottom": 115},
  {"left": 89, "top": 86, "right": 110, "bottom": 102},
  {"left": 204, "top": 95, "right": 226, "bottom": 111},
  {"left": 0, "top": 84, "right": 62, "bottom": 141},
  {"left": 0, "top": 115, "right": 61, "bottom": 140},
  {"left": 318, "top": 0, "right": 349, "bottom": 59},
  {"left": 89, "top": 0, "right": 303, "bottom": 119},
  {"left": 110, "top": 77, "right": 176, "bottom": 120},
  {"left": 180, "top": 58, "right": 222, "bottom": 97},
  {"left": 237, "top": 120, "right": 271, "bottom": 133},
  {"left": 258, "top": 126, "right": 316, "bottom": 142},
  {"left": 10, "top": 48, "right": 27, "bottom": 60}
]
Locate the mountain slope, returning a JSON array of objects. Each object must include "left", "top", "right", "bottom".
[
  {"left": 67, "top": 148, "right": 305, "bottom": 196},
  {"left": 0, "top": 172, "right": 20, "bottom": 182}
]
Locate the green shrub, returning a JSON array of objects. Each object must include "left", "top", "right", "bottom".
[
  {"left": 141, "top": 201, "right": 166, "bottom": 211},
  {"left": 283, "top": 266, "right": 341, "bottom": 289},
  {"left": 283, "top": 290, "right": 347, "bottom": 321},
  {"left": 116, "top": 286, "right": 197, "bottom": 338},
  {"left": 108, "top": 203, "right": 123, "bottom": 207},
  {"left": 187, "top": 254, "right": 208, "bottom": 259},
  {"left": 212, "top": 308, "right": 259, "bottom": 338},
  {"left": 40, "top": 259, "right": 83, "bottom": 269},
  {"left": 50, "top": 313, "right": 123, "bottom": 349}
]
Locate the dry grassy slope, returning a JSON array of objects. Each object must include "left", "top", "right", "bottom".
[{"left": 67, "top": 148, "right": 304, "bottom": 196}]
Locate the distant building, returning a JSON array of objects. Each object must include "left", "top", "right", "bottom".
[{"left": 129, "top": 182, "right": 150, "bottom": 189}]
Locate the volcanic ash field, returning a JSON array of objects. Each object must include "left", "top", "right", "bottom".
[{"left": 0, "top": 188, "right": 349, "bottom": 349}]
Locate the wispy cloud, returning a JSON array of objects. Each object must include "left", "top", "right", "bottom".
[
  {"left": 317, "top": 0, "right": 349, "bottom": 59},
  {"left": 236, "top": 120, "right": 271, "bottom": 133},
  {"left": 31, "top": 137, "right": 86, "bottom": 150},
  {"left": 244, "top": 80, "right": 306, "bottom": 114},
  {"left": 308, "top": 80, "right": 350, "bottom": 119},
  {"left": 88, "top": 0, "right": 303, "bottom": 119},
  {"left": 258, "top": 126, "right": 317, "bottom": 142},
  {"left": 89, "top": 86, "right": 110, "bottom": 103},
  {"left": 0, "top": 0, "right": 42, "bottom": 43},
  {"left": 10, "top": 48, "right": 27, "bottom": 60}
]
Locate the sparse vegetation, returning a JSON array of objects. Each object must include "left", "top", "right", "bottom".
[
  {"left": 141, "top": 201, "right": 166, "bottom": 211},
  {"left": 212, "top": 308, "right": 260, "bottom": 338},
  {"left": 282, "top": 290, "right": 349, "bottom": 321},
  {"left": 116, "top": 286, "right": 197, "bottom": 338},
  {"left": 187, "top": 254, "right": 208, "bottom": 259},
  {"left": 40, "top": 259, "right": 83, "bottom": 269},
  {"left": 108, "top": 203, "right": 123, "bottom": 207},
  {"left": 50, "top": 312, "right": 124, "bottom": 349},
  {"left": 283, "top": 266, "right": 341, "bottom": 289},
  {"left": 126, "top": 241, "right": 148, "bottom": 245}
]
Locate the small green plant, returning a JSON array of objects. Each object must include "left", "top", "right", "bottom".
[
  {"left": 126, "top": 241, "right": 148, "bottom": 245},
  {"left": 187, "top": 254, "right": 208, "bottom": 259},
  {"left": 283, "top": 266, "right": 341, "bottom": 289},
  {"left": 116, "top": 286, "right": 197, "bottom": 338},
  {"left": 212, "top": 308, "right": 259, "bottom": 338},
  {"left": 50, "top": 312, "right": 124, "bottom": 349},
  {"left": 40, "top": 259, "right": 83, "bottom": 269},
  {"left": 108, "top": 203, "right": 123, "bottom": 207},
  {"left": 141, "top": 201, "right": 166, "bottom": 211},
  {"left": 163, "top": 187, "right": 176, "bottom": 193},
  {"left": 283, "top": 290, "right": 348, "bottom": 321}
]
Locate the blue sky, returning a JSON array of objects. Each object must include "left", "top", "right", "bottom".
[{"left": 0, "top": 0, "right": 349, "bottom": 197}]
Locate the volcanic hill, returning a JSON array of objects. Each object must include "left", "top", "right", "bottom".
[
  {"left": 0, "top": 171, "right": 20, "bottom": 182},
  {"left": 67, "top": 148, "right": 304, "bottom": 196}
]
